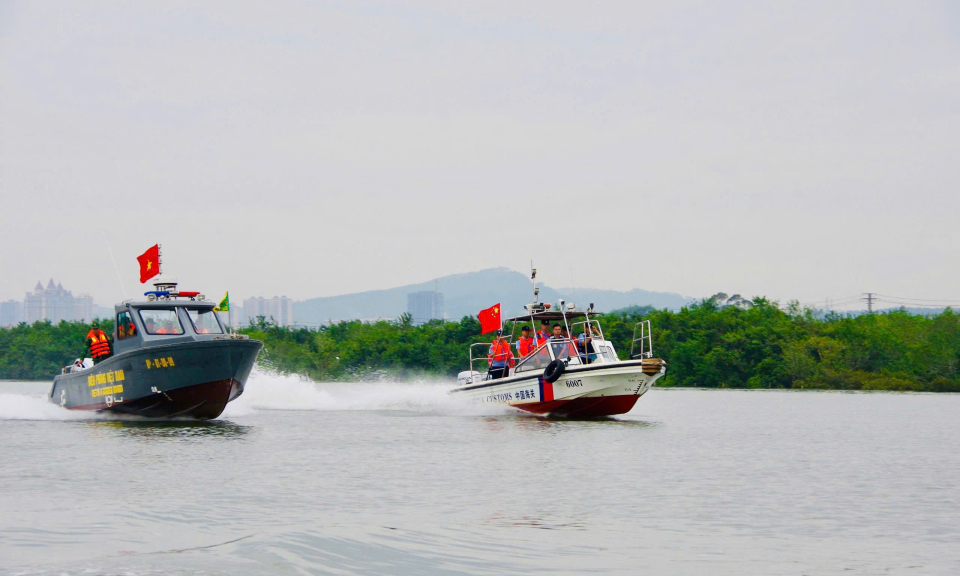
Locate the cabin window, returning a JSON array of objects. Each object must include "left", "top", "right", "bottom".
[
  {"left": 599, "top": 344, "right": 618, "bottom": 362},
  {"left": 116, "top": 312, "right": 137, "bottom": 339},
  {"left": 138, "top": 309, "right": 185, "bottom": 335},
  {"left": 187, "top": 308, "right": 223, "bottom": 334}
]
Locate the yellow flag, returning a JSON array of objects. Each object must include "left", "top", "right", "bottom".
[{"left": 214, "top": 291, "right": 229, "bottom": 312}]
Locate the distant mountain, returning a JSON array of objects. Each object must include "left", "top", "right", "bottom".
[{"left": 293, "top": 268, "right": 694, "bottom": 325}]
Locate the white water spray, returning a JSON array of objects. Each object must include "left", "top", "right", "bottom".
[{"left": 221, "top": 369, "right": 510, "bottom": 417}]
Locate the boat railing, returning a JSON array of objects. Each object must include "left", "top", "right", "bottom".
[
  {"left": 468, "top": 342, "right": 505, "bottom": 382},
  {"left": 468, "top": 337, "right": 585, "bottom": 381},
  {"left": 630, "top": 320, "right": 654, "bottom": 359},
  {"left": 569, "top": 319, "right": 605, "bottom": 346}
]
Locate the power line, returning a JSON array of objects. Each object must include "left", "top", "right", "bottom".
[
  {"left": 875, "top": 293, "right": 960, "bottom": 303},
  {"left": 874, "top": 298, "right": 960, "bottom": 308}
]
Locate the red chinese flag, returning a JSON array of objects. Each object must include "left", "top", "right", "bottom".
[
  {"left": 137, "top": 244, "right": 160, "bottom": 284},
  {"left": 478, "top": 303, "right": 501, "bottom": 334}
]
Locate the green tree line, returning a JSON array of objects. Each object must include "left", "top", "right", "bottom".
[
  {"left": 2, "top": 302, "right": 958, "bottom": 391},
  {"left": 0, "top": 319, "right": 114, "bottom": 380}
]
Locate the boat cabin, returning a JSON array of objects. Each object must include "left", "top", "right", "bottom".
[
  {"left": 462, "top": 305, "right": 621, "bottom": 386},
  {"left": 113, "top": 280, "right": 228, "bottom": 355}
]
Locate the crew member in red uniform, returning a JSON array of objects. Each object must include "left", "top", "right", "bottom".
[
  {"left": 517, "top": 326, "right": 536, "bottom": 357},
  {"left": 85, "top": 320, "right": 113, "bottom": 365},
  {"left": 487, "top": 336, "right": 515, "bottom": 379}
]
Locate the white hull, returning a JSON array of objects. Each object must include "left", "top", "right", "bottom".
[{"left": 450, "top": 359, "right": 666, "bottom": 417}]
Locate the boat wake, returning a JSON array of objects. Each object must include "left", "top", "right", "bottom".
[
  {"left": 221, "top": 369, "right": 511, "bottom": 418},
  {"left": 0, "top": 392, "right": 98, "bottom": 421},
  {"left": 0, "top": 370, "right": 510, "bottom": 421}
]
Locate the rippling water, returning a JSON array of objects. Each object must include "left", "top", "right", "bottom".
[{"left": 1, "top": 373, "right": 958, "bottom": 575}]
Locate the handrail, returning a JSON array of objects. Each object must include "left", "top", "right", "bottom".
[
  {"left": 569, "top": 319, "right": 604, "bottom": 341},
  {"left": 630, "top": 320, "right": 653, "bottom": 359},
  {"left": 468, "top": 336, "right": 586, "bottom": 379}
]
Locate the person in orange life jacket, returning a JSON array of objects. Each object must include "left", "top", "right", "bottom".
[
  {"left": 534, "top": 320, "right": 551, "bottom": 348},
  {"left": 516, "top": 326, "right": 536, "bottom": 357},
  {"left": 487, "top": 336, "right": 515, "bottom": 380},
  {"left": 84, "top": 320, "right": 113, "bottom": 365},
  {"left": 119, "top": 317, "right": 136, "bottom": 338}
]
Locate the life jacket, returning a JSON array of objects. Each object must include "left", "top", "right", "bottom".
[
  {"left": 518, "top": 336, "right": 536, "bottom": 357},
  {"left": 86, "top": 329, "right": 112, "bottom": 359},
  {"left": 488, "top": 340, "right": 515, "bottom": 367},
  {"left": 534, "top": 330, "right": 550, "bottom": 348}
]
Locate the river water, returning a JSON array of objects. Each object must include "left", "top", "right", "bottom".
[{"left": 0, "top": 373, "right": 957, "bottom": 575}]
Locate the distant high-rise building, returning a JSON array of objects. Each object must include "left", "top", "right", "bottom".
[
  {"left": 216, "top": 304, "right": 245, "bottom": 329},
  {"left": 23, "top": 280, "right": 100, "bottom": 324},
  {"left": 242, "top": 296, "right": 294, "bottom": 327},
  {"left": 407, "top": 291, "right": 444, "bottom": 325},
  {"left": 0, "top": 300, "right": 24, "bottom": 327}
]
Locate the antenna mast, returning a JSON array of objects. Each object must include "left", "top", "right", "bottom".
[
  {"left": 100, "top": 229, "right": 128, "bottom": 300},
  {"left": 531, "top": 261, "right": 539, "bottom": 304}
]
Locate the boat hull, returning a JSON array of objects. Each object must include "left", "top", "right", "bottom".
[
  {"left": 49, "top": 338, "right": 262, "bottom": 419},
  {"left": 449, "top": 358, "right": 666, "bottom": 417}
]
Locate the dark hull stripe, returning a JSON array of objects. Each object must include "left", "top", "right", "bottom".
[{"left": 67, "top": 379, "right": 241, "bottom": 419}]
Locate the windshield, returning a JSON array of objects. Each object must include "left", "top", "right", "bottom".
[
  {"left": 187, "top": 308, "right": 223, "bottom": 334},
  {"left": 138, "top": 309, "right": 184, "bottom": 335}
]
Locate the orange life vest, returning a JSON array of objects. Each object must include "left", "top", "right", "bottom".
[
  {"left": 86, "top": 329, "right": 112, "bottom": 359},
  {"left": 518, "top": 336, "right": 536, "bottom": 357},
  {"left": 488, "top": 340, "right": 515, "bottom": 367},
  {"left": 534, "top": 331, "right": 550, "bottom": 348}
]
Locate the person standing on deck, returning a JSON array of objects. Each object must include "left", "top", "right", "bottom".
[
  {"left": 578, "top": 325, "right": 597, "bottom": 364},
  {"left": 84, "top": 320, "right": 113, "bottom": 365},
  {"left": 517, "top": 326, "right": 536, "bottom": 357},
  {"left": 487, "top": 336, "right": 515, "bottom": 379},
  {"left": 534, "top": 320, "right": 551, "bottom": 348}
]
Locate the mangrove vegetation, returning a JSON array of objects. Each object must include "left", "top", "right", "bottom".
[{"left": 2, "top": 300, "right": 958, "bottom": 391}]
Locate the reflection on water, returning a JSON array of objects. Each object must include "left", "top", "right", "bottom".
[
  {"left": 81, "top": 418, "right": 251, "bottom": 439},
  {"left": 478, "top": 414, "right": 662, "bottom": 438}
]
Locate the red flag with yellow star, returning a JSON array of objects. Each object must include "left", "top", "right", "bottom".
[
  {"left": 478, "top": 303, "right": 501, "bottom": 334},
  {"left": 137, "top": 244, "right": 160, "bottom": 283}
]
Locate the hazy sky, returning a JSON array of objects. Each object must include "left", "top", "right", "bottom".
[{"left": 1, "top": 0, "right": 958, "bottom": 309}]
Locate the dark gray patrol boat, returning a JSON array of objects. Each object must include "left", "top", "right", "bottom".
[{"left": 49, "top": 279, "right": 262, "bottom": 419}]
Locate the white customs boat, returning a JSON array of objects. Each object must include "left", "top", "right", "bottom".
[{"left": 449, "top": 269, "right": 666, "bottom": 417}]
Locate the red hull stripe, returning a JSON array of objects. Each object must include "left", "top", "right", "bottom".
[
  {"left": 538, "top": 376, "right": 554, "bottom": 402},
  {"left": 517, "top": 394, "right": 640, "bottom": 417}
]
